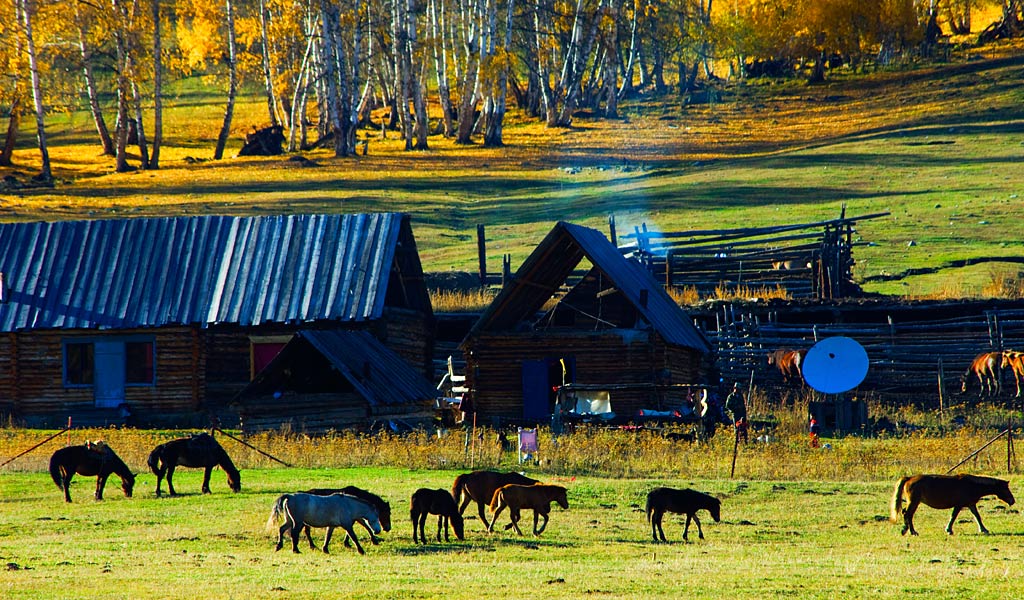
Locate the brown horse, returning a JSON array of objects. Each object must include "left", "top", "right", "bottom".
[
  {"left": 488, "top": 483, "right": 568, "bottom": 536},
  {"left": 147, "top": 433, "right": 240, "bottom": 497},
  {"left": 49, "top": 442, "right": 135, "bottom": 503},
  {"left": 645, "top": 487, "right": 721, "bottom": 542},
  {"left": 767, "top": 348, "right": 807, "bottom": 385},
  {"left": 1001, "top": 350, "right": 1024, "bottom": 397},
  {"left": 890, "top": 474, "right": 1015, "bottom": 535},
  {"left": 411, "top": 488, "right": 465, "bottom": 544},
  {"left": 294, "top": 487, "right": 391, "bottom": 549},
  {"left": 452, "top": 470, "right": 539, "bottom": 529},
  {"left": 961, "top": 351, "right": 1003, "bottom": 397}
]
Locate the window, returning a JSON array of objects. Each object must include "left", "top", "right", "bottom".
[
  {"left": 125, "top": 341, "right": 155, "bottom": 385},
  {"left": 65, "top": 342, "right": 94, "bottom": 386}
]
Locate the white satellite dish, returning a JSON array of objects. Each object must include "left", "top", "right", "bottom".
[{"left": 801, "top": 336, "right": 869, "bottom": 394}]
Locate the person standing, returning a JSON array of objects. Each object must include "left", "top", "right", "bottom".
[{"left": 725, "top": 383, "right": 748, "bottom": 443}]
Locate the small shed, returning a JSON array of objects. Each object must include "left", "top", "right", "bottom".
[
  {"left": 231, "top": 330, "right": 437, "bottom": 433},
  {"left": 461, "top": 221, "right": 713, "bottom": 424}
]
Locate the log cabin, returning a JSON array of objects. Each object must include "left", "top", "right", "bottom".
[
  {"left": 0, "top": 213, "right": 434, "bottom": 428},
  {"left": 460, "top": 221, "right": 713, "bottom": 424}
]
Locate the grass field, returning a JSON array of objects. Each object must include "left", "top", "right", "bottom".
[
  {"left": 1, "top": 464, "right": 1021, "bottom": 600},
  {"left": 2, "top": 43, "right": 1023, "bottom": 297}
]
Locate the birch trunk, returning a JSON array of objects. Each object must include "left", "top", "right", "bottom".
[
  {"left": 21, "top": 0, "right": 52, "bottom": 182},
  {"left": 214, "top": 0, "right": 239, "bottom": 160},
  {"left": 258, "top": 0, "right": 281, "bottom": 126},
  {"left": 150, "top": 0, "right": 163, "bottom": 168},
  {"left": 76, "top": 4, "right": 115, "bottom": 156}
]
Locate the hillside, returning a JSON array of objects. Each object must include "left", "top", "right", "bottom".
[{"left": 1, "top": 41, "right": 1023, "bottom": 297}]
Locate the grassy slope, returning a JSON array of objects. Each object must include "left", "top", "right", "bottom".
[
  {"left": 1, "top": 44, "right": 1022, "bottom": 298},
  {"left": 0, "top": 466, "right": 1021, "bottom": 599}
]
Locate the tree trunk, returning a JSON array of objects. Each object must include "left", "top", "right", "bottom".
[
  {"left": 484, "top": 0, "right": 515, "bottom": 147},
  {"left": 258, "top": 0, "right": 281, "bottom": 126},
  {"left": 150, "top": 0, "right": 163, "bottom": 169},
  {"left": 429, "top": 0, "right": 455, "bottom": 137},
  {"left": 409, "top": 0, "right": 429, "bottom": 150},
  {"left": 0, "top": 98, "right": 20, "bottom": 167},
  {"left": 21, "top": 0, "right": 52, "bottom": 182},
  {"left": 130, "top": 77, "right": 150, "bottom": 169},
  {"left": 215, "top": 0, "right": 239, "bottom": 160},
  {"left": 618, "top": 0, "right": 639, "bottom": 98},
  {"left": 76, "top": 4, "right": 114, "bottom": 156}
]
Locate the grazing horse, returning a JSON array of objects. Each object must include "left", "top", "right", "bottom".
[
  {"left": 961, "top": 352, "right": 1003, "bottom": 397},
  {"left": 890, "top": 474, "right": 1015, "bottom": 536},
  {"left": 452, "top": 470, "right": 539, "bottom": 529},
  {"left": 298, "top": 486, "right": 392, "bottom": 549},
  {"left": 767, "top": 348, "right": 807, "bottom": 385},
  {"left": 645, "top": 487, "right": 721, "bottom": 542},
  {"left": 267, "top": 492, "right": 381, "bottom": 554},
  {"left": 1001, "top": 350, "right": 1024, "bottom": 397},
  {"left": 49, "top": 442, "right": 135, "bottom": 503},
  {"left": 410, "top": 488, "right": 464, "bottom": 544},
  {"left": 488, "top": 483, "right": 569, "bottom": 536},
  {"left": 147, "top": 433, "right": 240, "bottom": 497}
]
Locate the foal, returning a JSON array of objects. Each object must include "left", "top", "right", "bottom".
[
  {"left": 488, "top": 483, "right": 568, "bottom": 536},
  {"left": 410, "top": 488, "right": 464, "bottom": 544},
  {"left": 645, "top": 487, "right": 721, "bottom": 542}
]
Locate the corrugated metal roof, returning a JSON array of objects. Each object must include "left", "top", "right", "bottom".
[
  {"left": 467, "top": 221, "right": 712, "bottom": 353},
  {"left": 0, "top": 213, "right": 406, "bottom": 331},
  {"left": 298, "top": 330, "right": 437, "bottom": 407}
]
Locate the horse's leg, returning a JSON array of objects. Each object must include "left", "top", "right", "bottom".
[
  {"left": 436, "top": 515, "right": 445, "bottom": 542},
  {"left": 201, "top": 466, "right": 213, "bottom": 494},
  {"left": 323, "top": 527, "right": 334, "bottom": 553},
  {"left": 304, "top": 525, "right": 318, "bottom": 550},
  {"left": 359, "top": 518, "right": 379, "bottom": 545},
  {"left": 509, "top": 508, "right": 524, "bottom": 536},
  {"left": 343, "top": 524, "right": 365, "bottom": 555},
  {"left": 650, "top": 509, "right": 659, "bottom": 542},
  {"left": 476, "top": 500, "right": 491, "bottom": 529},
  {"left": 683, "top": 514, "right": 691, "bottom": 541},
  {"left": 61, "top": 469, "right": 73, "bottom": 503},
  {"left": 290, "top": 520, "right": 303, "bottom": 553},
  {"left": 416, "top": 511, "right": 428, "bottom": 544},
  {"left": 95, "top": 474, "right": 107, "bottom": 501},
  {"left": 276, "top": 522, "right": 290, "bottom": 551},
  {"left": 903, "top": 499, "right": 919, "bottom": 536},
  {"left": 535, "top": 511, "right": 550, "bottom": 535},
  {"left": 166, "top": 465, "right": 177, "bottom": 496},
  {"left": 693, "top": 514, "right": 704, "bottom": 540},
  {"left": 945, "top": 507, "right": 963, "bottom": 535},
  {"left": 654, "top": 510, "right": 667, "bottom": 542},
  {"left": 488, "top": 504, "right": 505, "bottom": 533},
  {"left": 967, "top": 504, "right": 989, "bottom": 534}
]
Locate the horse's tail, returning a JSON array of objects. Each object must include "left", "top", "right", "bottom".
[
  {"left": 48, "top": 452, "right": 63, "bottom": 489},
  {"left": 488, "top": 488, "right": 504, "bottom": 512},
  {"left": 147, "top": 445, "right": 163, "bottom": 475},
  {"left": 645, "top": 493, "right": 654, "bottom": 523},
  {"left": 451, "top": 473, "right": 468, "bottom": 505},
  {"left": 890, "top": 477, "right": 911, "bottom": 522},
  {"left": 266, "top": 494, "right": 290, "bottom": 531}
]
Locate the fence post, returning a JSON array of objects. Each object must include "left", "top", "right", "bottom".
[
  {"left": 608, "top": 215, "right": 617, "bottom": 247},
  {"left": 476, "top": 224, "right": 487, "bottom": 286}
]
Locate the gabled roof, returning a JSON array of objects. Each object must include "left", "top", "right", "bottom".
[
  {"left": 0, "top": 213, "right": 428, "bottom": 331},
  {"left": 466, "top": 221, "right": 711, "bottom": 353},
  {"left": 236, "top": 329, "right": 437, "bottom": 407}
]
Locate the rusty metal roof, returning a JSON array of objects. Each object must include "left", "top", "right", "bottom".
[
  {"left": 466, "top": 221, "right": 712, "bottom": 353},
  {"left": 0, "top": 213, "right": 413, "bottom": 331}
]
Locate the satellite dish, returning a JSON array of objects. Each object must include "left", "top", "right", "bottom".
[{"left": 802, "top": 336, "right": 869, "bottom": 394}]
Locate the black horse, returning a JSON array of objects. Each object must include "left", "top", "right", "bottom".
[
  {"left": 411, "top": 488, "right": 464, "bottom": 544},
  {"left": 147, "top": 433, "right": 240, "bottom": 497},
  {"left": 49, "top": 442, "right": 135, "bottom": 503}
]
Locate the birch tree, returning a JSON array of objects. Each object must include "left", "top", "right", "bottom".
[{"left": 19, "top": 0, "right": 52, "bottom": 182}]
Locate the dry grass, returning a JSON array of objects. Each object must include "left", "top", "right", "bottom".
[{"left": 429, "top": 288, "right": 498, "bottom": 312}]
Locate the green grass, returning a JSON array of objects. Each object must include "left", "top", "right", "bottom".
[{"left": 1, "top": 465, "right": 1021, "bottom": 599}]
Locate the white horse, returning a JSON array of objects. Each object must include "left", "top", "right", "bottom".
[{"left": 266, "top": 492, "right": 382, "bottom": 554}]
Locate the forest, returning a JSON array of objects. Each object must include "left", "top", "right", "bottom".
[{"left": 2, "top": 0, "right": 1023, "bottom": 183}]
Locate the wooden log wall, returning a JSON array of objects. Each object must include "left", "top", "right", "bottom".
[
  {"left": 381, "top": 307, "right": 435, "bottom": 379},
  {"left": 466, "top": 332, "right": 703, "bottom": 423},
  {"left": 706, "top": 300, "right": 1024, "bottom": 402}
]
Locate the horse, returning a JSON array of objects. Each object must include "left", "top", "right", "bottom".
[
  {"left": 146, "top": 432, "right": 240, "bottom": 497},
  {"left": 645, "top": 487, "right": 721, "bottom": 542},
  {"left": 961, "top": 351, "right": 1003, "bottom": 397},
  {"left": 49, "top": 441, "right": 135, "bottom": 503},
  {"left": 452, "top": 470, "right": 539, "bottom": 529},
  {"left": 890, "top": 474, "right": 1015, "bottom": 536},
  {"left": 266, "top": 492, "right": 381, "bottom": 554},
  {"left": 410, "top": 488, "right": 464, "bottom": 544},
  {"left": 488, "top": 483, "right": 568, "bottom": 536},
  {"left": 297, "top": 486, "right": 392, "bottom": 549},
  {"left": 1001, "top": 350, "right": 1024, "bottom": 397},
  {"left": 767, "top": 348, "right": 807, "bottom": 385}
]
